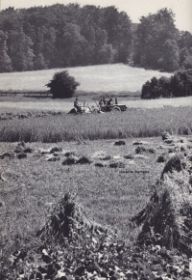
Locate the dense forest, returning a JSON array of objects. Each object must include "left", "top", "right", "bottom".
[{"left": 0, "top": 4, "right": 192, "bottom": 73}]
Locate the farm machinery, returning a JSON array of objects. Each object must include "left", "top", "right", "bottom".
[
  {"left": 99, "top": 103, "right": 127, "bottom": 112},
  {"left": 68, "top": 105, "right": 99, "bottom": 114},
  {"left": 68, "top": 97, "right": 127, "bottom": 114}
]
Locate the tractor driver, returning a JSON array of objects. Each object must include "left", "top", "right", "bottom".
[
  {"left": 74, "top": 97, "right": 82, "bottom": 113},
  {"left": 107, "top": 98, "right": 113, "bottom": 106}
]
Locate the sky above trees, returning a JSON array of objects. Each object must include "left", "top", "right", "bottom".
[{"left": 1, "top": 0, "right": 192, "bottom": 32}]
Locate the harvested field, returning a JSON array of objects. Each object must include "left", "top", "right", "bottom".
[
  {"left": 0, "top": 88, "right": 192, "bottom": 279},
  {"left": 0, "top": 135, "right": 192, "bottom": 279}
]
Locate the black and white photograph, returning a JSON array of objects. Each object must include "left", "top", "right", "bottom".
[{"left": 0, "top": 0, "right": 192, "bottom": 279}]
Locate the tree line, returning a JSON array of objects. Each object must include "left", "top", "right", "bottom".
[
  {"left": 0, "top": 4, "right": 192, "bottom": 73},
  {"left": 141, "top": 69, "right": 192, "bottom": 99}
]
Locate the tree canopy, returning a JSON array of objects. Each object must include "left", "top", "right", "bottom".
[
  {"left": 0, "top": 4, "right": 132, "bottom": 72},
  {"left": 0, "top": 5, "right": 191, "bottom": 73}
]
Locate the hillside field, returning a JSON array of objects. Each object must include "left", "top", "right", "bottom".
[{"left": 0, "top": 64, "right": 171, "bottom": 93}]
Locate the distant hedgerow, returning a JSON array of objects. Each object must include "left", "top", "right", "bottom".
[{"left": 141, "top": 69, "right": 192, "bottom": 99}]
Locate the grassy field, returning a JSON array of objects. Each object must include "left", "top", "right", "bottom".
[
  {"left": 0, "top": 64, "right": 171, "bottom": 93},
  {"left": 0, "top": 107, "right": 191, "bottom": 142}
]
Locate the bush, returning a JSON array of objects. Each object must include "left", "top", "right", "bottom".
[
  {"left": 141, "top": 69, "right": 192, "bottom": 99},
  {"left": 46, "top": 71, "right": 79, "bottom": 98}
]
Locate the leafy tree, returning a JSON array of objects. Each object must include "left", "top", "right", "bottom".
[
  {"left": 158, "top": 39, "right": 180, "bottom": 72},
  {"left": 7, "top": 28, "right": 34, "bottom": 71},
  {"left": 178, "top": 32, "right": 192, "bottom": 70},
  {"left": 183, "top": 55, "right": 192, "bottom": 69},
  {"left": 42, "top": 27, "right": 57, "bottom": 67},
  {"left": 102, "top": 7, "right": 132, "bottom": 62},
  {"left": 0, "top": 30, "right": 12, "bottom": 72},
  {"left": 170, "top": 69, "right": 192, "bottom": 97},
  {"left": 133, "top": 8, "right": 179, "bottom": 71},
  {"left": 178, "top": 31, "right": 192, "bottom": 50},
  {"left": 46, "top": 71, "right": 79, "bottom": 98},
  {"left": 33, "top": 53, "right": 47, "bottom": 70},
  {"left": 55, "top": 23, "right": 86, "bottom": 67},
  {"left": 0, "top": 7, "right": 22, "bottom": 31},
  {"left": 93, "top": 28, "right": 114, "bottom": 63},
  {"left": 96, "top": 43, "right": 116, "bottom": 64}
]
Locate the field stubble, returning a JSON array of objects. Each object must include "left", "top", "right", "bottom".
[
  {"left": 0, "top": 133, "right": 192, "bottom": 277},
  {"left": 0, "top": 138, "right": 162, "bottom": 259}
]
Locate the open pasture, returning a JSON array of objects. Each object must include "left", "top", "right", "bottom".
[{"left": 0, "top": 64, "right": 171, "bottom": 93}]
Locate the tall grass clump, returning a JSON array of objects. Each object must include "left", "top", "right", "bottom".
[{"left": 0, "top": 107, "right": 191, "bottom": 142}]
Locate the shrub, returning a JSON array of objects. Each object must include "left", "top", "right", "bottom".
[{"left": 46, "top": 71, "right": 79, "bottom": 98}]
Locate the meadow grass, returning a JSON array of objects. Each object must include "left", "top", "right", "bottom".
[{"left": 0, "top": 107, "right": 192, "bottom": 142}]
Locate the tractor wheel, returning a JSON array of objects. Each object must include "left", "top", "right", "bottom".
[
  {"left": 111, "top": 106, "right": 121, "bottom": 112},
  {"left": 68, "top": 108, "right": 78, "bottom": 114}
]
